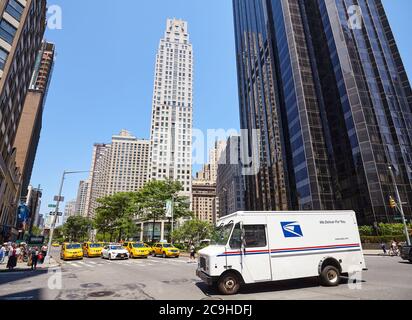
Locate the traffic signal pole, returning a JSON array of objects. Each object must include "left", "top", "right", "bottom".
[{"left": 388, "top": 166, "right": 411, "bottom": 246}]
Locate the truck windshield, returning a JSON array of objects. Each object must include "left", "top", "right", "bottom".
[{"left": 212, "top": 223, "right": 233, "bottom": 246}]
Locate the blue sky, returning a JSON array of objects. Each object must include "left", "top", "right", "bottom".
[{"left": 30, "top": 0, "right": 412, "bottom": 219}]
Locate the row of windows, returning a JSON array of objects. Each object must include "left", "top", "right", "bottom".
[
  {"left": 0, "top": 19, "right": 17, "bottom": 45},
  {"left": 6, "top": 0, "right": 25, "bottom": 22}
]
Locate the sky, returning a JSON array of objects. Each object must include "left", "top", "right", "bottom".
[{"left": 30, "top": 0, "right": 412, "bottom": 220}]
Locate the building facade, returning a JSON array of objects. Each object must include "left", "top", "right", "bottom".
[
  {"left": 75, "top": 180, "right": 89, "bottom": 217},
  {"left": 233, "top": 0, "right": 412, "bottom": 224},
  {"left": 85, "top": 130, "right": 149, "bottom": 218},
  {"left": 192, "top": 180, "right": 217, "bottom": 224},
  {"left": 14, "top": 41, "right": 54, "bottom": 199},
  {"left": 148, "top": 18, "right": 193, "bottom": 198},
  {"left": 216, "top": 136, "right": 246, "bottom": 217},
  {"left": 0, "top": 0, "right": 47, "bottom": 241},
  {"left": 63, "top": 199, "right": 77, "bottom": 224}
]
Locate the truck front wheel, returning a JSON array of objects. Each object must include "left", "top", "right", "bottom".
[
  {"left": 320, "top": 265, "right": 341, "bottom": 287},
  {"left": 217, "top": 273, "right": 241, "bottom": 295}
]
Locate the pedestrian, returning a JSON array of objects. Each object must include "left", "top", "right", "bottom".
[
  {"left": 0, "top": 244, "right": 5, "bottom": 264},
  {"left": 30, "top": 247, "right": 39, "bottom": 271},
  {"left": 390, "top": 239, "right": 398, "bottom": 256},
  {"left": 16, "top": 245, "right": 22, "bottom": 263},
  {"left": 6, "top": 244, "right": 17, "bottom": 271},
  {"left": 40, "top": 245, "right": 47, "bottom": 264},
  {"left": 380, "top": 242, "right": 387, "bottom": 255},
  {"left": 189, "top": 243, "right": 196, "bottom": 263}
]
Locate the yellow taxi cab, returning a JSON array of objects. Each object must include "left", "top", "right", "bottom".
[
  {"left": 153, "top": 243, "right": 180, "bottom": 258},
  {"left": 123, "top": 242, "right": 151, "bottom": 258},
  {"left": 144, "top": 243, "right": 155, "bottom": 255},
  {"left": 82, "top": 242, "right": 104, "bottom": 258},
  {"left": 52, "top": 242, "right": 60, "bottom": 247},
  {"left": 60, "top": 243, "right": 83, "bottom": 261}
]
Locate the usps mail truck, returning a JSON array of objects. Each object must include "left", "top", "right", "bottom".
[{"left": 196, "top": 211, "right": 366, "bottom": 295}]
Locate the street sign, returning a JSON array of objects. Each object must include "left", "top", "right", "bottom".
[
  {"left": 54, "top": 196, "right": 64, "bottom": 202},
  {"left": 48, "top": 204, "right": 57, "bottom": 208},
  {"left": 49, "top": 212, "right": 63, "bottom": 216},
  {"left": 166, "top": 200, "right": 173, "bottom": 218}
]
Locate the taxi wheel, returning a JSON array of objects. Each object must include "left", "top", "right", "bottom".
[
  {"left": 130, "top": 252, "right": 134, "bottom": 259},
  {"left": 162, "top": 252, "right": 167, "bottom": 258}
]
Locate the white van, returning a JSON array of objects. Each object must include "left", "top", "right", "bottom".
[{"left": 196, "top": 211, "right": 366, "bottom": 295}]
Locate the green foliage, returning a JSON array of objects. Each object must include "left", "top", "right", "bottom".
[
  {"left": 171, "top": 219, "right": 214, "bottom": 245},
  {"left": 31, "top": 226, "right": 42, "bottom": 236},
  {"left": 137, "top": 180, "right": 193, "bottom": 222},
  {"left": 361, "top": 235, "right": 407, "bottom": 244},
  {"left": 377, "top": 223, "right": 410, "bottom": 236},
  {"left": 358, "top": 225, "right": 374, "bottom": 236},
  {"left": 358, "top": 222, "right": 412, "bottom": 243},
  {"left": 63, "top": 216, "right": 93, "bottom": 242},
  {"left": 94, "top": 192, "right": 137, "bottom": 242}
]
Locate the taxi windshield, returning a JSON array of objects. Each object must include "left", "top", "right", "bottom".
[
  {"left": 89, "top": 244, "right": 102, "bottom": 248},
  {"left": 132, "top": 243, "right": 145, "bottom": 248},
  {"left": 162, "top": 244, "right": 173, "bottom": 248},
  {"left": 66, "top": 244, "right": 81, "bottom": 249},
  {"left": 211, "top": 222, "right": 234, "bottom": 246},
  {"left": 110, "top": 245, "right": 122, "bottom": 250}
]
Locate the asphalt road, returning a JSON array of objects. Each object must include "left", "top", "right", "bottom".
[{"left": 0, "top": 248, "right": 411, "bottom": 300}]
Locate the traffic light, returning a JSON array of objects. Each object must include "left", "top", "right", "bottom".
[{"left": 389, "top": 196, "right": 397, "bottom": 209}]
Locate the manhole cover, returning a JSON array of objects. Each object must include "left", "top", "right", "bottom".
[
  {"left": 88, "top": 291, "right": 115, "bottom": 298},
  {"left": 81, "top": 283, "right": 103, "bottom": 289}
]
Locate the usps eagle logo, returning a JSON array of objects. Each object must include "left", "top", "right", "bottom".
[{"left": 281, "top": 222, "right": 304, "bottom": 238}]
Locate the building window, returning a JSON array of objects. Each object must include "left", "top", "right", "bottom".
[
  {"left": 6, "top": 0, "right": 25, "bottom": 22},
  {"left": 0, "top": 48, "right": 8, "bottom": 70},
  {"left": 0, "top": 19, "right": 17, "bottom": 45}
]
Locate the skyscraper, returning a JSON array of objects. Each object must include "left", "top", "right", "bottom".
[
  {"left": 63, "top": 199, "right": 77, "bottom": 224},
  {"left": 14, "top": 41, "right": 55, "bottom": 199},
  {"left": 85, "top": 130, "right": 149, "bottom": 218},
  {"left": 75, "top": 180, "right": 90, "bottom": 217},
  {"left": 0, "top": 0, "right": 47, "bottom": 241},
  {"left": 148, "top": 19, "right": 194, "bottom": 198},
  {"left": 233, "top": 0, "right": 412, "bottom": 224},
  {"left": 216, "top": 135, "right": 246, "bottom": 217}
]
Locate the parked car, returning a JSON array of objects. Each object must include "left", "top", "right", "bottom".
[
  {"left": 60, "top": 243, "right": 83, "bottom": 261},
  {"left": 153, "top": 243, "right": 180, "bottom": 258},
  {"left": 123, "top": 242, "right": 151, "bottom": 258},
  {"left": 82, "top": 242, "right": 104, "bottom": 258},
  {"left": 101, "top": 244, "right": 129, "bottom": 260},
  {"left": 401, "top": 245, "right": 412, "bottom": 263}
]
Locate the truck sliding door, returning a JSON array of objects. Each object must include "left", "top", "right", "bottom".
[{"left": 242, "top": 225, "right": 272, "bottom": 282}]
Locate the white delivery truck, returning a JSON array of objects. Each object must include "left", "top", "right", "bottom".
[{"left": 196, "top": 211, "right": 366, "bottom": 295}]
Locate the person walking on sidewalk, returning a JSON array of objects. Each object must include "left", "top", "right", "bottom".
[
  {"left": 381, "top": 242, "right": 387, "bottom": 255},
  {"left": 0, "top": 244, "right": 5, "bottom": 264},
  {"left": 30, "top": 247, "right": 39, "bottom": 271},
  {"left": 6, "top": 244, "right": 17, "bottom": 271},
  {"left": 189, "top": 243, "right": 196, "bottom": 263}
]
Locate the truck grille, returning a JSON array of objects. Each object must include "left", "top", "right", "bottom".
[{"left": 200, "top": 256, "right": 206, "bottom": 269}]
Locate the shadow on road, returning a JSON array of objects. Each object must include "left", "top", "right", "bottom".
[
  {"left": 0, "top": 269, "right": 48, "bottom": 286},
  {"left": 0, "top": 288, "right": 43, "bottom": 300},
  {"left": 196, "top": 276, "right": 365, "bottom": 297}
]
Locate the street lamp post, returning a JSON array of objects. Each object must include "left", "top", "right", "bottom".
[
  {"left": 388, "top": 165, "right": 411, "bottom": 246},
  {"left": 44, "top": 170, "right": 93, "bottom": 265}
]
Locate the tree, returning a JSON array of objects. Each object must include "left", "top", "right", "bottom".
[
  {"left": 137, "top": 180, "right": 193, "bottom": 241},
  {"left": 94, "top": 192, "right": 137, "bottom": 242},
  {"left": 63, "top": 216, "right": 93, "bottom": 242},
  {"left": 171, "top": 219, "right": 214, "bottom": 245}
]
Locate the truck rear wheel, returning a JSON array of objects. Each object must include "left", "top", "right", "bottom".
[
  {"left": 320, "top": 265, "right": 341, "bottom": 287},
  {"left": 217, "top": 273, "right": 241, "bottom": 295}
]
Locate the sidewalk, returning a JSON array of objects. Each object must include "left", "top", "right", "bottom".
[{"left": 0, "top": 257, "right": 61, "bottom": 272}]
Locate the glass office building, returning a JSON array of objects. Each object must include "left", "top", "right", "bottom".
[{"left": 233, "top": 0, "right": 412, "bottom": 224}]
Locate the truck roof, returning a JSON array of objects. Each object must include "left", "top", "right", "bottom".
[{"left": 218, "top": 210, "right": 356, "bottom": 221}]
